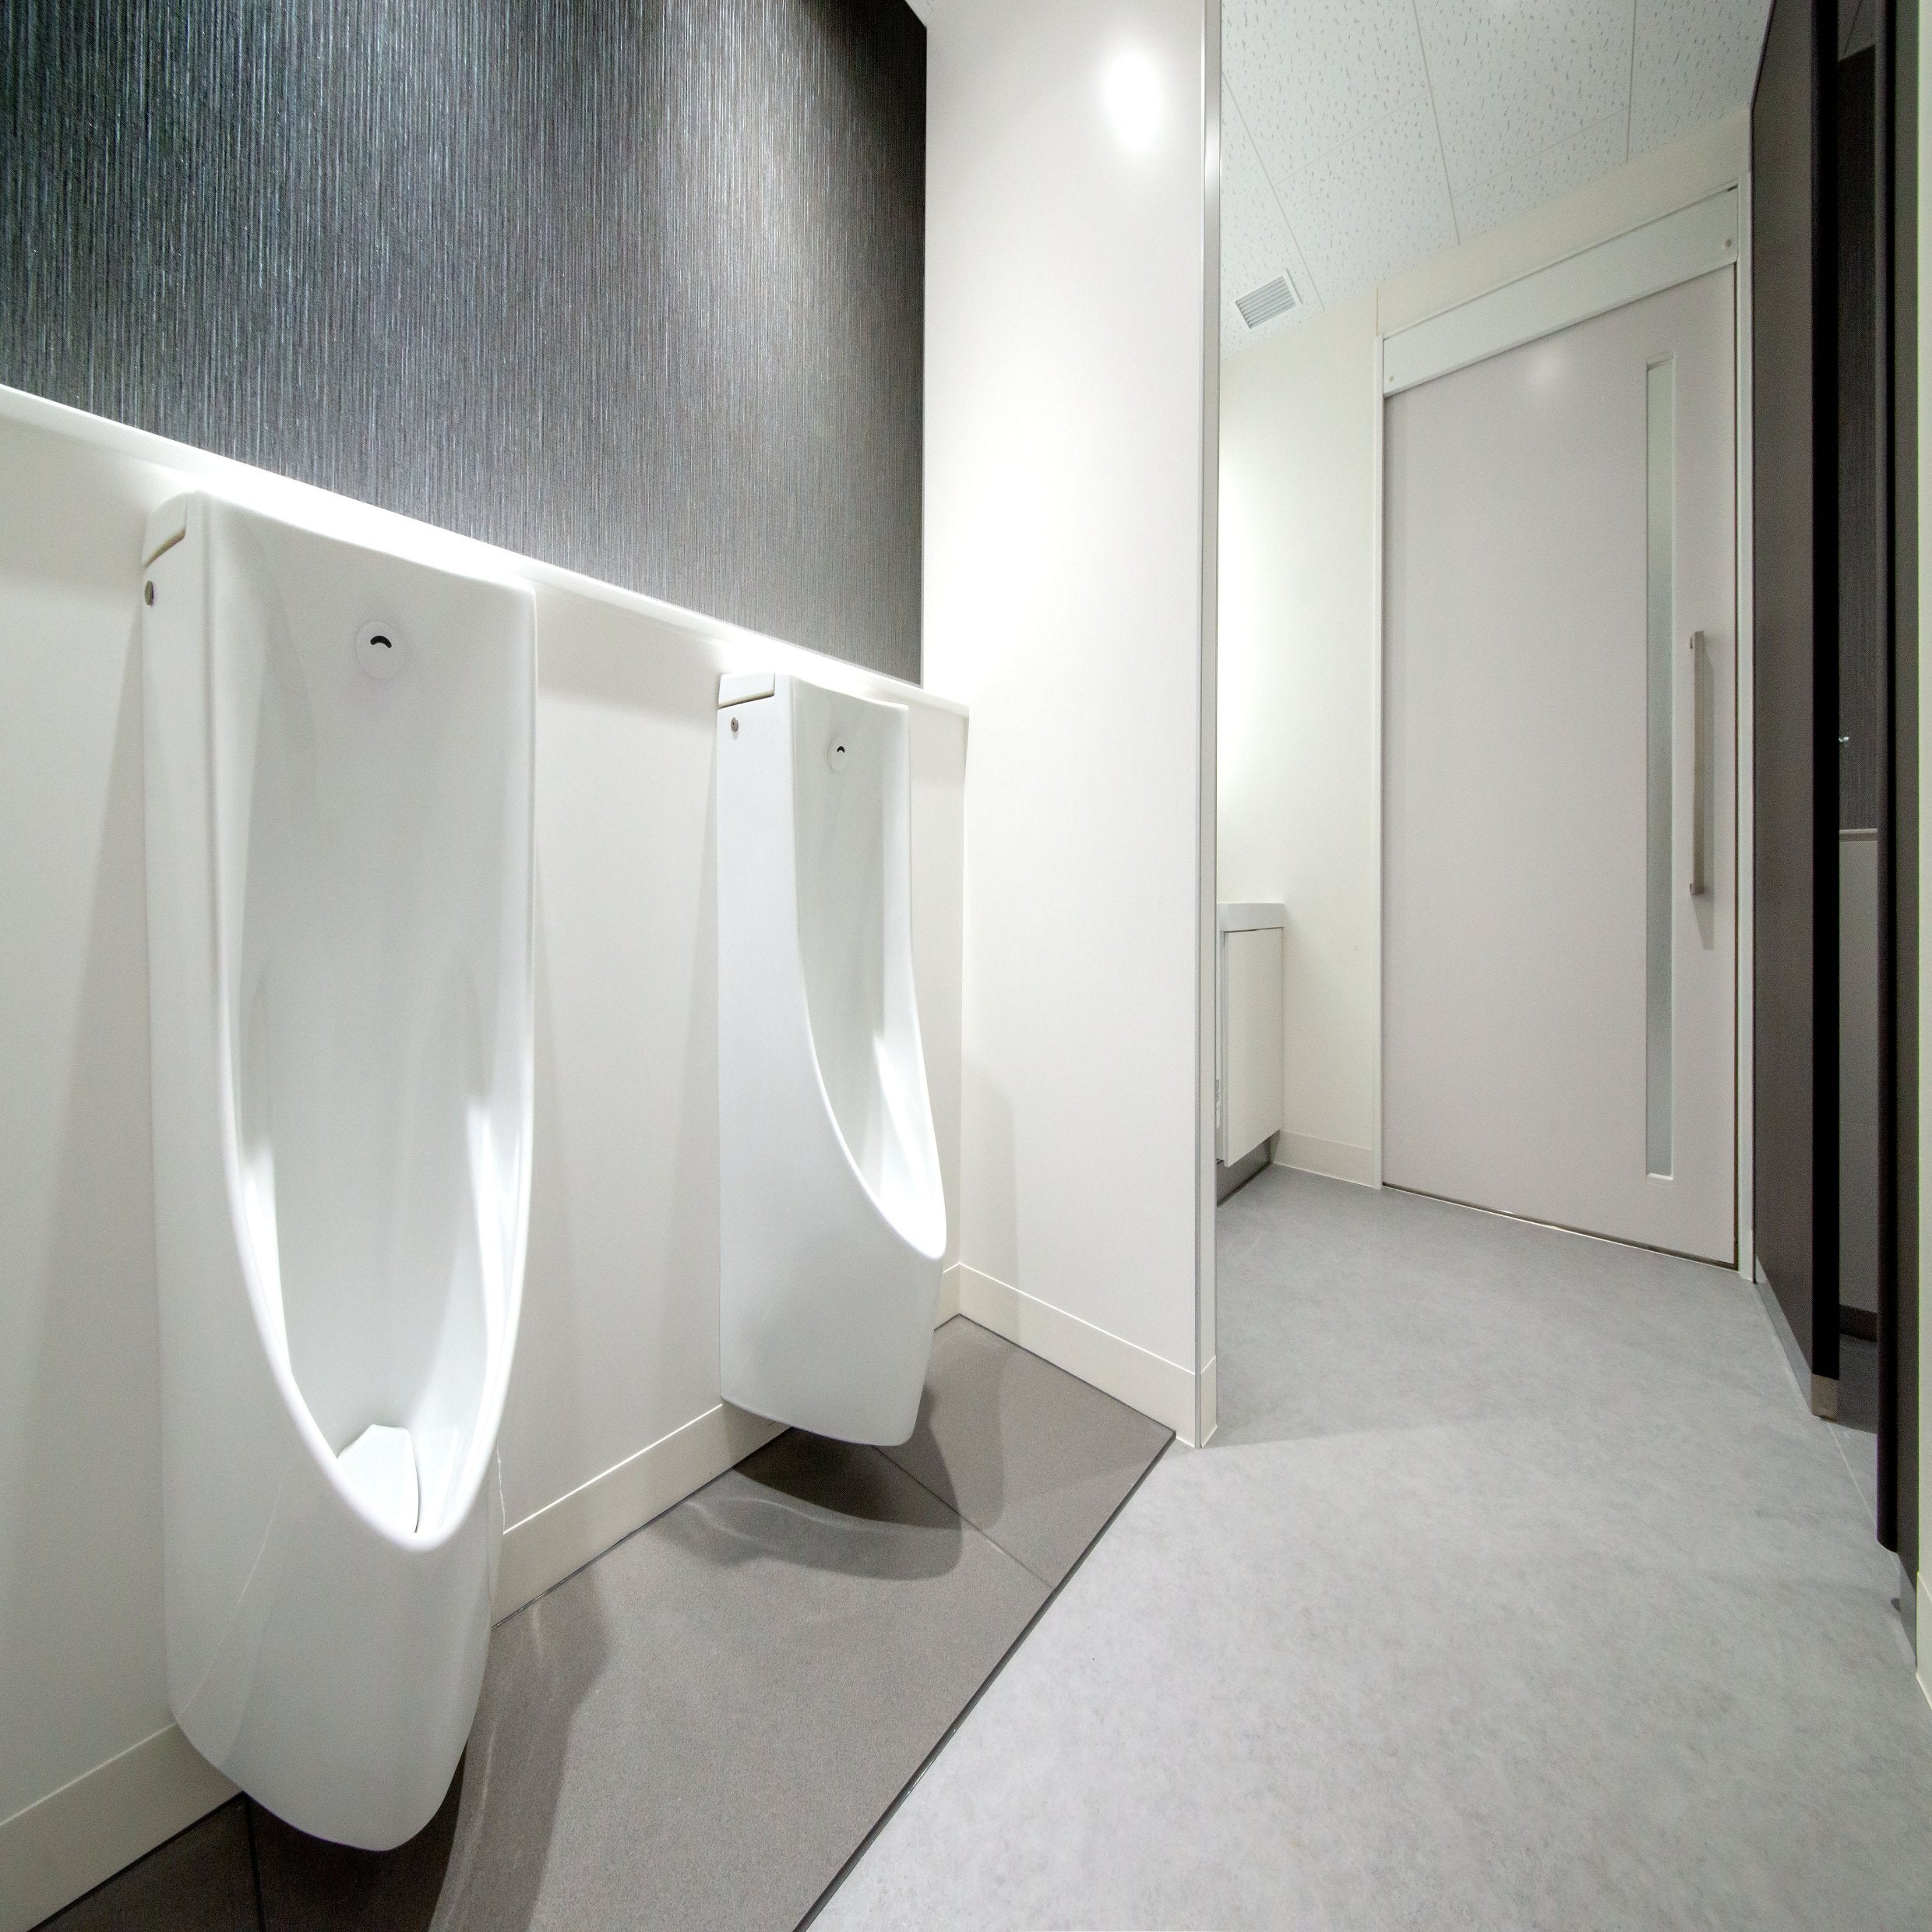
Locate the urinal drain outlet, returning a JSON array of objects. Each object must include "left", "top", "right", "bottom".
[{"left": 354, "top": 621, "right": 405, "bottom": 681}]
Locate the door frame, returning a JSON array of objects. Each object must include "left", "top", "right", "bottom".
[{"left": 1370, "top": 186, "right": 1757, "bottom": 1281}]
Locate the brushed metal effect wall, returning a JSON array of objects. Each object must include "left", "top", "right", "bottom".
[{"left": 1, "top": 0, "right": 925, "bottom": 679}]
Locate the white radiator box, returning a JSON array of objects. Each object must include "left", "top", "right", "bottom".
[{"left": 1216, "top": 904, "right": 1286, "bottom": 1166}]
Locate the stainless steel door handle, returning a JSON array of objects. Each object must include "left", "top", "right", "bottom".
[{"left": 1688, "top": 629, "right": 1708, "bottom": 898}]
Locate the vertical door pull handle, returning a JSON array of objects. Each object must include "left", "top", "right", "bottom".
[{"left": 1688, "top": 629, "right": 1708, "bottom": 898}]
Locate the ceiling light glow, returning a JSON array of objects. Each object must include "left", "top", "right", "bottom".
[{"left": 1101, "top": 48, "right": 1163, "bottom": 153}]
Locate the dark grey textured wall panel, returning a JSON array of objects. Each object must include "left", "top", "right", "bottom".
[
  {"left": 1840, "top": 46, "right": 1879, "bottom": 830},
  {"left": 1, "top": 0, "right": 924, "bottom": 679},
  {"left": 1753, "top": 0, "right": 1839, "bottom": 1375}
]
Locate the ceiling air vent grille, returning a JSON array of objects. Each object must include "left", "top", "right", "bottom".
[{"left": 1236, "top": 273, "right": 1298, "bottom": 329}]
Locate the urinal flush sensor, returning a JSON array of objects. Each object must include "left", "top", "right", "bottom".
[
  {"left": 827, "top": 739, "right": 848, "bottom": 771},
  {"left": 354, "top": 619, "right": 406, "bottom": 681}
]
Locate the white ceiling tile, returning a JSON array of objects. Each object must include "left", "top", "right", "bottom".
[
  {"left": 1222, "top": 0, "right": 1764, "bottom": 328},
  {"left": 1221, "top": 87, "right": 1321, "bottom": 359},
  {"left": 1278, "top": 93, "right": 1459, "bottom": 308},
  {"left": 1455, "top": 111, "right": 1631, "bottom": 239},
  {"left": 1223, "top": 0, "right": 1433, "bottom": 181},
  {"left": 1414, "top": 0, "right": 1634, "bottom": 198},
  {"left": 1628, "top": 0, "right": 1771, "bottom": 156}
]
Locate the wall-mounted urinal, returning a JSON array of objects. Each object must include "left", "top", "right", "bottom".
[
  {"left": 716, "top": 672, "right": 947, "bottom": 1445},
  {"left": 140, "top": 492, "right": 534, "bottom": 1849}
]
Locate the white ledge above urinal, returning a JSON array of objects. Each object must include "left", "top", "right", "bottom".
[
  {"left": 715, "top": 673, "right": 946, "bottom": 1445},
  {"left": 718, "top": 670, "right": 777, "bottom": 706},
  {"left": 140, "top": 490, "right": 535, "bottom": 1849},
  {"left": 1217, "top": 901, "right": 1287, "bottom": 934}
]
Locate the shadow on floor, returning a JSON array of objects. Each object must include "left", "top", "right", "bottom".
[
  {"left": 420, "top": 1558, "right": 612, "bottom": 1932},
  {"left": 37, "top": 1320, "right": 1169, "bottom": 1932},
  {"left": 250, "top": 1758, "right": 467, "bottom": 1931},
  {"left": 668, "top": 1429, "right": 968, "bottom": 1582},
  {"left": 893, "top": 1383, "right": 972, "bottom": 1517}
]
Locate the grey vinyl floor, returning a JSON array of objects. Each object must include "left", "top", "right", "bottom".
[
  {"left": 37, "top": 1318, "right": 1169, "bottom": 1932},
  {"left": 819, "top": 1167, "right": 1932, "bottom": 1930}
]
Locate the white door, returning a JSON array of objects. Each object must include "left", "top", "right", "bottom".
[{"left": 1382, "top": 268, "right": 1736, "bottom": 1263}]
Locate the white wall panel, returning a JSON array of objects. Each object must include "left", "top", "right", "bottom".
[
  {"left": 0, "top": 424, "right": 169, "bottom": 1839},
  {"left": 924, "top": 0, "right": 1213, "bottom": 1427}
]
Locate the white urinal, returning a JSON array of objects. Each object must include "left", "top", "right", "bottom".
[
  {"left": 139, "top": 492, "right": 534, "bottom": 1849},
  {"left": 716, "top": 672, "right": 947, "bottom": 1445}
]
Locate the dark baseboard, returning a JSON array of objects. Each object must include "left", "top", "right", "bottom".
[
  {"left": 1842, "top": 1305, "right": 1879, "bottom": 1342},
  {"left": 1215, "top": 1138, "right": 1274, "bottom": 1203}
]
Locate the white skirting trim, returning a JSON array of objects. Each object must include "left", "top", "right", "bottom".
[
  {"left": 0, "top": 1723, "right": 236, "bottom": 1932},
  {"left": 1275, "top": 1132, "right": 1376, "bottom": 1186},
  {"left": 936, "top": 1260, "right": 962, "bottom": 1325},
  {"left": 954, "top": 1263, "right": 1198, "bottom": 1442},
  {"left": 495, "top": 1400, "right": 784, "bottom": 1620}
]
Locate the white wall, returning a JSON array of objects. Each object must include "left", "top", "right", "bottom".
[
  {"left": 0, "top": 389, "right": 966, "bottom": 1928},
  {"left": 1218, "top": 111, "right": 1750, "bottom": 1186},
  {"left": 1218, "top": 292, "right": 1380, "bottom": 1183},
  {"left": 924, "top": 0, "right": 1216, "bottom": 1440}
]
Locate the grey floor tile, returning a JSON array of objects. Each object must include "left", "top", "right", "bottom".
[
  {"left": 422, "top": 1431, "right": 1046, "bottom": 1932},
  {"left": 38, "top": 1798, "right": 258, "bottom": 1932},
  {"left": 1829, "top": 1418, "right": 1881, "bottom": 1522},
  {"left": 251, "top": 1761, "right": 463, "bottom": 1931},
  {"left": 880, "top": 1317, "right": 1172, "bottom": 1586},
  {"left": 820, "top": 1169, "right": 1932, "bottom": 1931}
]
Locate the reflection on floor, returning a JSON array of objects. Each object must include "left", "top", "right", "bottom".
[
  {"left": 1839, "top": 1330, "right": 1880, "bottom": 1432},
  {"left": 1830, "top": 1332, "right": 1881, "bottom": 1523},
  {"left": 38, "top": 1319, "right": 1169, "bottom": 1932},
  {"left": 822, "top": 1168, "right": 1932, "bottom": 1930}
]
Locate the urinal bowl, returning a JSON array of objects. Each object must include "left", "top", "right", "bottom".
[
  {"left": 141, "top": 494, "right": 534, "bottom": 1849},
  {"left": 716, "top": 674, "right": 947, "bottom": 1447}
]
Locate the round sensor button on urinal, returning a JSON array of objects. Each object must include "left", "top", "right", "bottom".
[
  {"left": 354, "top": 621, "right": 406, "bottom": 681},
  {"left": 828, "top": 740, "right": 848, "bottom": 771}
]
